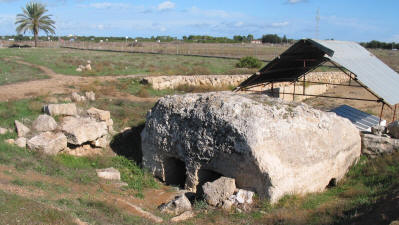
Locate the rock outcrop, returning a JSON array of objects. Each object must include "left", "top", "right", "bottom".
[
  {"left": 141, "top": 92, "right": 361, "bottom": 203},
  {"left": 32, "top": 114, "right": 57, "bottom": 132},
  {"left": 27, "top": 132, "right": 67, "bottom": 155}
]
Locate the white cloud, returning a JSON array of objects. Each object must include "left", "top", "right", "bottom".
[
  {"left": 85, "top": 2, "right": 130, "bottom": 9},
  {"left": 271, "top": 21, "right": 289, "bottom": 27},
  {"left": 286, "top": 0, "right": 306, "bottom": 4},
  {"left": 157, "top": 1, "right": 175, "bottom": 11}
]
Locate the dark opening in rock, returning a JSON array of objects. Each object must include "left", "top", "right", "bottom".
[
  {"left": 196, "top": 169, "right": 223, "bottom": 197},
  {"left": 327, "top": 178, "right": 337, "bottom": 188},
  {"left": 164, "top": 157, "right": 186, "bottom": 188}
]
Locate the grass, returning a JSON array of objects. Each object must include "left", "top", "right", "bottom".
[
  {"left": 0, "top": 48, "right": 261, "bottom": 76},
  {"left": 0, "top": 190, "right": 77, "bottom": 225},
  {"left": 0, "top": 59, "right": 48, "bottom": 85}
]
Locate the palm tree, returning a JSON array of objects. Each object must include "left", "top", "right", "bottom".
[{"left": 15, "top": 2, "right": 55, "bottom": 47}]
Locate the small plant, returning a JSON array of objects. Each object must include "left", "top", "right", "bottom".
[{"left": 236, "top": 56, "right": 262, "bottom": 69}]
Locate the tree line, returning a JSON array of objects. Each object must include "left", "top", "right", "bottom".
[{"left": 360, "top": 40, "right": 399, "bottom": 50}]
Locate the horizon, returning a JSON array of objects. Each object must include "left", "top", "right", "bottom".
[{"left": 0, "top": 0, "right": 398, "bottom": 42}]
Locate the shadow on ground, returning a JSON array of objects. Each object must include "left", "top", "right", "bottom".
[{"left": 110, "top": 123, "right": 144, "bottom": 166}]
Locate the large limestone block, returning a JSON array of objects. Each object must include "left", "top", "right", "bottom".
[
  {"left": 61, "top": 116, "right": 108, "bottom": 145},
  {"left": 32, "top": 115, "right": 57, "bottom": 132},
  {"left": 27, "top": 132, "right": 67, "bottom": 155},
  {"left": 44, "top": 103, "right": 77, "bottom": 116},
  {"left": 387, "top": 121, "right": 399, "bottom": 138},
  {"left": 141, "top": 92, "right": 361, "bottom": 203},
  {"left": 15, "top": 120, "right": 30, "bottom": 137},
  {"left": 361, "top": 132, "right": 399, "bottom": 157},
  {"left": 202, "top": 177, "right": 236, "bottom": 206},
  {"left": 87, "top": 107, "right": 111, "bottom": 121}
]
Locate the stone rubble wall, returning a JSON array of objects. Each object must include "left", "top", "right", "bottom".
[{"left": 143, "top": 72, "right": 349, "bottom": 95}]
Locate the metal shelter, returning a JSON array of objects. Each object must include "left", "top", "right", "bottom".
[{"left": 236, "top": 39, "right": 399, "bottom": 122}]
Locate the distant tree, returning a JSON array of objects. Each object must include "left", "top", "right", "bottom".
[
  {"left": 282, "top": 35, "right": 287, "bottom": 43},
  {"left": 261, "top": 34, "right": 282, "bottom": 44},
  {"left": 15, "top": 2, "right": 55, "bottom": 47},
  {"left": 247, "top": 34, "right": 254, "bottom": 42}
]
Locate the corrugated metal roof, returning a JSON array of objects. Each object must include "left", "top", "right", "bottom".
[
  {"left": 330, "top": 104, "right": 386, "bottom": 131},
  {"left": 309, "top": 39, "right": 399, "bottom": 105},
  {"left": 238, "top": 39, "right": 399, "bottom": 105}
]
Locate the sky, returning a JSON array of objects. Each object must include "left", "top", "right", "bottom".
[{"left": 0, "top": 0, "right": 398, "bottom": 42}]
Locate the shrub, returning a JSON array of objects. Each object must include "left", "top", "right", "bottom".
[{"left": 236, "top": 56, "right": 262, "bottom": 68}]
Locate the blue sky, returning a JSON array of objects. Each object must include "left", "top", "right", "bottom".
[{"left": 0, "top": 0, "right": 398, "bottom": 42}]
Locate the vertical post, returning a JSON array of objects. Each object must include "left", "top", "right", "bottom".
[
  {"left": 379, "top": 103, "right": 385, "bottom": 125},
  {"left": 293, "top": 82, "right": 296, "bottom": 101},
  {"left": 392, "top": 104, "right": 397, "bottom": 123},
  {"left": 303, "top": 60, "right": 306, "bottom": 95},
  {"left": 271, "top": 82, "right": 274, "bottom": 97}
]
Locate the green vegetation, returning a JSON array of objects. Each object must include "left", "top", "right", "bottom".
[
  {"left": 0, "top": 190, "right": 76, "bottom": 225},
  {"left": 236, "top": 56, "right": 262, "bottom": 68},
  {"left": 0, "top": 48, "right": 255, "bottom": 76},
  {"left": 0, "top": 59, "right": 48, "bottom": 85}
]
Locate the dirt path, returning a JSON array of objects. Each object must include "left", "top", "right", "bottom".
[{"left": 0, "top": 58, "right": 154, "bottom": 102}]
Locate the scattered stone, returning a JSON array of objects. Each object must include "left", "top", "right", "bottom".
[
  {"left": 390, "top": 221, "right": 399, "bottom": 225},
  {"left": 361, "top": 132, "right": 399, "bottom": 157},
  {"left": 158, "top": 193, "right": 192, "bottom": 215},
  {"left": 371, "top": 125, "right": 385, "bottom": 136},
  {"left": 91, "top": 136, "right": 109, "bottom": 148},
  {"left": 96, "top": 167, "right": 121, "bottom": 180},
  {"left": 221, "top": 199, "right": 234, "bottom": 211},
  {"left": 43, "top": 103, "right": 78, "bottom": 116},
  {"left": 87, "top": 60, "right": 91, "bottom": 64},
  {"left": 27, "top": 132, "right": 67, "bottom": 155},
  {"left": 15, "top": 137, "right": 27, "bottom": 148},
  {"left": 71, "top": 92, "right": 86, "bottom": 102},
  {"left": 32, "top": 114, "right": 57, "bottom": 132},
  {"left": 85, "top": 91, "right": 95, "bottom": 101},
  {"left": 202, "top": 177, "right": 236, "bottom": 207},
  {"left": 76, "top": 67, "right": 82, "bottom": 72},
  {"left": 387, "top": 121, "right": 399, "bottom": 138},
  {"left": 5, "top": 139, "right": 14, "bottom": 145},
  {"left": 64, "top": 145, "right": 104, "bottom": 157},
  {"left": 114, "top": 181, "right": 129, "bottom": 188},
  {"left": 235, "top": 189, "right": 255, "bottom": 204},
  {"left": 14, "top": 120, "right": 30, "bottom": 137},
  {"left": 170, "top": 211, "right": 195, "bottom": 222},
  {"left": 141, "top": 92, "right": 361, "bottom": 203},
  {"left": 85, "top": 64, "right": 92, "bottom": 71},
  {"left": 79, "top": 65, "right": 85, "bottom": 70},
  {"left": 87, "top": 107, "right": 110, "bottom": 121},
  {"left": 61, "top": 116, "right": 108, "bottom": 145},
  {"left": 0, "top": 127, "right": 8, "bottom": 134}
]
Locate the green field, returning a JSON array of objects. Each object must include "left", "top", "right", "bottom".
[
  {"left": 0, "top": 48, "right": 262, "bottom": 76},
  {"left": 0, "top": 59, "right": 48, "bottom": 85}
]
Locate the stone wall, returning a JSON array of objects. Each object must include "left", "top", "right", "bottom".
[{"left": 143, "top": 72, "right": 349, "bottom": 91}]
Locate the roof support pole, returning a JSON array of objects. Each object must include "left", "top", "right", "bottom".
[
  {"left": 392, "top": 104, "right": 397, "bottom": 123},
  {"left": 303, "top": 60, "right": 306, "bottom": 95},
  {"left": 271, "top": 82, "right": 274, "bottom": 97},
  {"left": 379, "top": 103, "right": 385, "bottom": 125}
]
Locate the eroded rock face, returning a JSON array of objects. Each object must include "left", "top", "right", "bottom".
[
  {"left": 27, "top": 132, "right": 67, "bottom": 155},
  {"left": 141, "top": 92, "right": 361, "bottom": 203},
  {"left": 32, "top": 115, "right": 57, "bottom": 132},
  {"left": 61, "top": 116, "right": 108, "bottom": 145},
  {"left": 44, "top": 103, "right": 77, "bottom": 116}
]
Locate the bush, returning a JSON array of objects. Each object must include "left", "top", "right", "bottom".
[{"left": 236, "top": 56, "right": 262, "bottom": 69}]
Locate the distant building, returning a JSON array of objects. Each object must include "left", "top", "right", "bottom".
[{"left": 251, "top": 40, "right": 262, "bottom": 44}]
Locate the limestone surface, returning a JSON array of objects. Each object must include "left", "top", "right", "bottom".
[
  {"left": 202, "top": 177, "right": 236, "bottom": 206},
  {"left": 361, "top": 132, "right": 399, "bottom": 157},
  {"left": 141, "top": 92, "right": 361, "bottom": 203},
  {"left": 27, "top": 132, "right": 67, "bottom": 155},
  {"left": 15, "top": 120, "right": 30, "bottom": 137},
  {"left": 44, "top": 103, "right": 77, "bottom": 116},
  {"left": 61, "top": 116, "right": 108, "bottom": 145},
  {"left": 32, "top": 114, "right": 57, "bottom": 132}
]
